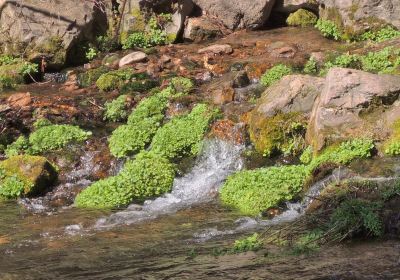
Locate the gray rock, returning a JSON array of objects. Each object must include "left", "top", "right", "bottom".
[
  {"left": 198, "top": 44, "right": 233, "bottom": 55},
  {"left": 273, "top": 0, "right": 319, "bottom": 14},
  {"left": 307, "top": 68, "right": 400, "bottom": 151},
  {"left": 192, "top": 0, "right": 276, "bottom": 30},
  {"left": 119, "top": 51, "right": 148, "bottom": 68},
  {"left": 184, "top": 16, "right": 225, "bottom": 42}
]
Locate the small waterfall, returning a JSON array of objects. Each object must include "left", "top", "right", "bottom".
[{"left": 94, "top": 139, "right": 244, "bottom": 228}]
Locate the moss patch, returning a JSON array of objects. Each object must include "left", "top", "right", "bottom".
[
  {"left": 78, "top": 66, "right": 109, "bottom": 88},
  {"left": 286, "top": 9, "right": 318, "bottom": 27}
]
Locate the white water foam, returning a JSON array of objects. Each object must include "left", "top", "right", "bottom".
[{"left": 94, "top": 139, "right": 244, "bottom": 228}]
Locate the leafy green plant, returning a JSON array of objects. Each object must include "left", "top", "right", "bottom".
[
  {"left": 383, "top": 119, "right": 400, "bottom": 156},
  {"left": 303, "top": 57, "right": 318, "bottom": 74},
  {"left": 260, "top": 64, "right": 292, "bottom": 87},
  {"left": 232, "top": 233, "right": 263, "bottom": 253},
  {"left": 85, "top": 47, "right": 98, "bottom": 61},
  {"left": 360, "top": 47, "right": 394, "bottom": 73},
  {"left": 292, "top": 229, "right": 323, "bottom": 255},
  {"left": 315, "top": 19, "right": 342, "bottom": 40},
  {"left": 96, "top": 69, "right": 151, "bottom": 92},
  {"left": 33, "top": 118, "right": 52, "bottom": 130},
  {"left": 150, "top": 104, "right": 218, "bottom": 160},
  {"left": 359, "top": 26, "right": 400, "bottom": 43},
  {"left": 300, "top": 146, "right": 313, "bottom": 164},
  {"left": 5, "top": 136, "right": 29, "bottom": 157},
  {"left": 170, "top": 77, "right": 194, "bottom": 94},
  {"left": 104, "top": 95, "right": 129, "bottom": 122},
  {"left": 78, "top": 66, "right": 109, "bottom": 88},
  {"left": 330, "top": 199, "right": 383, "bottom": 237},
  {"left": 127, "top": 95, "right": 168, "bottom": 125},
  {"left": 286, "top": 9, "right": 317, "bottom": 27},
  {"left": 75, "top": 151, "right": 175, "bottom": 208}
]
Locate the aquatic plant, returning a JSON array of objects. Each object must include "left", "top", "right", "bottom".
[
  {"left": 75, "top": 151, "right": 175, "bottom": 208},
  {"left": 232, "top": 233, "right": 263, "bottom": 253},
  {"left": 150, "top": 104, "right": 218, "bottom": 160},
  {"left": 104, "top": 95, "right": 129, "bottom": 122},
  {"left": 315, "top": 19, "right": 342, "bottom": 40},
  {"left": 260, "top": 64, "right": 292, "bottom": 87},
  {"left": 286, "top": 9, "right": 318, "bottom": 27}
]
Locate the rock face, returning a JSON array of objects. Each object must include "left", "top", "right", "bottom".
[
  {"left": 119, "top": 51, "right": 148, "bottom": 68},
  {"left": 251, "top": 74, "right": 324, "bottom": 119},
  {"left": 183, "top": 16, "right": 225, "bottom": 42},
  {"left": 319, "top": 0, "right": 400, "bottom": 33},
  {"left": 192, "top": 0, "right": 276, "bottom": 30},
  {"left": 307, "top": 68, "right": 400, "bottom": 151},
  {"left": 273, "top": 0, "right": 319, "bottom": 14},
  {"left": 0, "top": 0, "right": 106, "bottom": 68}
]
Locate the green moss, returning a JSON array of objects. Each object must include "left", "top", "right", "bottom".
[
  {"left": 260, "top": 64, "right": 292, "bottom": 87},
  {"left": 104, "top": 95, "right": 129, "bottom": 122},
  {"left": 249, "top": 113, "right": 306, "bottom": 157},
  {"left": 0, "top": 57, "right": 38, "bottom": 91},
  {"left": 170, "top": 77, "right": 194, "bottom": 94},
  {"left": 286, "top": 9, "right": 318, "bottom": 27},
  {"left": 32, "top": 118, "right": 52, "bottom": 130},
  {"left": 150, "top": 104, "right": 218, "bottom": 160},
  {"left": 5, "top": 125, "right": 91, "bottom": 156},
  {"left": 78, "top": 66, "right": 109, "bottom": 88},
  {"left": 232, "top": 233, "right": 263, "bottom": 253},
  {"left": 384, "top": 119, "right": 400, "bottom": 156},
  {"left": 119, "top": 79, "right": 159, "bottom": 94},
  {"left": 0, "top": 155, "right": 57, "bottom": 198},
  {"left": 75, "top": 151, "right": 175, "bottom": 208},
  {"left": 96, "top": 70, "right": 152, "bottom": 92},
  {"left": 220, "top": 139, "right": 374, "bottom": 215},
  {"left": 127, "top": 95, "right": 168, "bottom": 125}
]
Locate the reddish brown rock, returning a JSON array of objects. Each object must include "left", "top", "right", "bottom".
[
  {"left": 210, "top": 119, "right": 246, "bottom": 145},
  {"left": 7, "top": 92, "right": 32, "bottom": 108},
  {"left": 198, "top": 44, "right": 233, "bottom": 55}
]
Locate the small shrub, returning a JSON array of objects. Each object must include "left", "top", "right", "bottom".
[
  {"left": 303, "top": 57, "right": 318, "bottom": 74},
  {"left": 260, "top": 64, "right": 292, "bottom": 87},
  {"left": 75, "top": 151, "right": 175, "bottom": 208},
  {"left": 150, "top": 104, "right": 217, "bottom": 159},
  {"left": 232, "top": 233, "right": 263, "bottom": 253},
  {"left": 330, "top": 199, "right": 383, "bottom": 237},
  {"left": 315, "top": 19, "right": 342, "bottom": 40},
  {"left": 0, "top": 175, "right": 26, "bottom": 199},
  {"left": 286, "top": 9, "right": 318, "bottom": 27},
  {"left": 104, "top": 95, "right": 129, "bottom": 122},
  {"left": 359, "top": 26, "right": 400, "bottom": 43}
]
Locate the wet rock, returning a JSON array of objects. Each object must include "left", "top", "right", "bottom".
[
  {"left": 270, "top": 45, "right": 298, "bottom": 58},
  {"left": 119, "top": 52, "right": 148, "bottom": 68},
  {"left": 232, "top": 71, "right": 250, "bottom": 88},
  {"left": 198, "top": 44, "right": 233, "bottom": 55},
  {"left": 184, "top": 16, "right": 225, "bottom": 42},
  {"left": 251, "top": 74, "right": 324, "bottom": 118},
  {"left": 210, "top": 119, "right": 247, "bottom": 145},
  {"left": 320, "top": 0, "right": 400, "bottom": 33},
  {"left": 234, "top": 84, "right": 265, "bottom": 102},
  {"left": 0, "top": 0, "right": 106, "bottom": 69},
  {"left": 310, "top": 52, "right": 326, "bottom": 67},
  {"left": 7, "top": 92, "right": 32, "bottom": 108},
  {"left": 195, "top": 71, "right": 213, "bottom": 83},
  {"left": 192, "top": 0, "right": 276, "bottom": 30},
  {"left": 307, "top": 68, "right": 400, "bottom": 151},
  {"left": 0, "top": 155, "right": 58, "bottom": 197},
  {"left": 102, "top": 53, "right": 121, "bottom": 68},
  {"left": 211, "top": 87, "right": 235, "bottom": 105}
]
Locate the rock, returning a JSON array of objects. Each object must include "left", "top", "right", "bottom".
[
  {"left": 251, "top": 75, "right": 324, "bottom": 118},
  {"left": 198, "top": 44, "right": 233, "bottom": 55},
  {"left": 119, "top": 52, "right": 148, "bottom": 68},
  {"left": 102, "top": 53, "right": 121, "bottom": 68},
  {"left": 7, "top": 92, "right": 32, "bottom": 108},
  {"left": 210, "top": 119, "right": 246, "bottom": 145},
  {"left": 164, "top": 0, "right": 194, "bottom": 42},
  {"left": 184, "top": 16, "right": 225, "bottom": 42},
  {"left": 211, "top": 87, "right": 235, "bottom": 105},
  {"left": 307, "top": 68, "right": 400, "bottom": 151},
  {"left": 234, "top": 84, "right": 265, "bottom": 102},
  {"left": 232, "top": 71, "right": 250, "bottom": 88},
  {"left": 286, "top": 8, "right": 318, "bottom": 27},
  {"left": 0, "top": 0, "right": 106, "bottom": 69},
  {"left": 0, "top": 155, "right": 58, "bottom": 198},
  {"left": 192, "top": 0, "right": 276, "bottom": 30},
  {"left": 270, "top": 46, "right": 298, "bottom": 58},
  {"left": 273, "top": 0, "right": 319, "bottom": 14},
  {"left": 319, "top": 0, "right": 400, "bottom": 34}
]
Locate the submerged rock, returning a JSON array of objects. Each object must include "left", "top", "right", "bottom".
[{"left": 307, "top": 68, "right": 400, "bottom": 151}]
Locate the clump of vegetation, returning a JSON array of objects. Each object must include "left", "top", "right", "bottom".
[
  {"left": 384, "top": 119, "right": 400, "bottom": 156},
  {"left": 109, "top": 95, "right": 168, "bottom": 158},
  {"left": 358, "top": 26, "right": 400, "bottom": 43},
  {"left": 0, "top": 55, "right": 38, "bottom": 91},
  {"left": 286, "top": 9, "right": 318, "bottom": 27},
  {"left": 321, "top": 53, "right": 360, "bottom": 75},
  {"left": 96, "top": 70, "right": 157, "bottom": 92},
  {"left": 221, "top": 139, "right": 374, "bottom": 215},
  {"left": 78, "top": 66, "right": 109, "bottom": 88},
  {"left": 122, "top": 13, "right": 173, "bottom": 49},
  {"left": 303, "top": 57, "right": 318, "bottom": 74},
  {"left": 85, "top": 47, "right": 98, "bottom": 61},
  {"left": 232, "top": 233, "right": 263, "bottom": 253},
  {"left": 260, "top": 64, "right": 292, "bottom": 87},
  {"left": 315, "top": 19, "right": 342, "bottom": 40},
  {"left": 75, "top": 151, "right": 175, "bottom": 208},
  {"left": 170, "top": 77, "right": 194, "bottom": 94},
  {"left": 292, "top": 229, "right": 323, "bottom": 255},
  {"left": 300, "top": 146, "right": 313, "bottom": 164},
  {"left": 104, "top": 95, "right": 129, "bottom": 122},
  {"left": 330, "top": 199, "right": 383, "bottom": 237},
  {"left": 0, "top": 155, "right": 57, "bottom": 199},
  {"left": 150, "top": 104, "right": 218, "bottom": 160},
  {"left": 249, "top": 113, "right": 307, "bottom": 157},
  {"left": 5, "top": 124, "right": 91, "bottom": 156}
]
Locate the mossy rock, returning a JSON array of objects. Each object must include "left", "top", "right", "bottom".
[
  {"left": 27, "top": 36, "right": 66, "bottom": 69},
  {"left": 0, "top": 155, "right": 57, "bottom": 198},
  {"left": 78, "top": 66, "right": 109, "bottom": 88},
  {"left": 286, "top": 9, "right": 318, "bottom": 27}
]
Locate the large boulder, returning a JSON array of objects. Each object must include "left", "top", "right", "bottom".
[
  {"left": 307, "top": 68, "right": 400, "bottom": 151},
  {"left": 319, "top": 0, "right": 400, "bottom": 34},
  {"left": 0, "top": 0, "right": 106, "bottom": 69},
  {"left": 0, "top": 155, "right": 57, "bottom": 198},
  {"left": 192, "top": 0, "right": 276, "bottom": 30},
  {"left": 273, "top": 0, "right": 319, "bottom": 14}
]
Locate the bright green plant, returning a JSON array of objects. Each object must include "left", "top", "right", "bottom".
[
  {"left": 85, "top": 47, "right": 98, "bottom": 61},
  {"left": 300, "top": 146, "right": 313, "bottom": 164},
  {"left": 260, "top": 64, "right": 292, "bottom": 87},
  {"left": 75, "top": 151, "right": 175, "bottom": 208},
  {"left": 33, "top": 118, "right": 52, "bottom": 130},
  {"left": 170, "top": 77, "right": 194, "bottom": 94},
  {"left": 304, "top": 57, "right": 318, "bottom": 74},
  {"left": 96, "top": 69, "right": 150, "bottom": 92},
  {"left": 330, "top": 199, "right": 383, "bottom": 237},
  {"left": 383, "top": 119, "right": 400, "bottom": 156},
  {"left": 5, "top": 136, "right": 29, "bottom": 157},
  {"left": 315, "top": 19, "right": 342, "bottom": 40},
  {"left": 360, "top": 47, "right": 394, "bottom": 73},
  {"left": 78, "top": 66, "right": 109, "bottom": 88},
  {"left": 232, "top": 233, "right": 263, "bottom": 253},
  {"left": 359, "top": 26, "right": 400, "bottom": 43},
  {"left": 127, "top": 95, "right": 168, "bottom": 125},
  {"left": 286, "top": 9, "right": 318, "bottom": 27},
  {"left": 150, "top": 104, "right": 218, "bottom": 160},
  {"left": 104, "top": 95, "right": 129, "bottom": 122}
]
